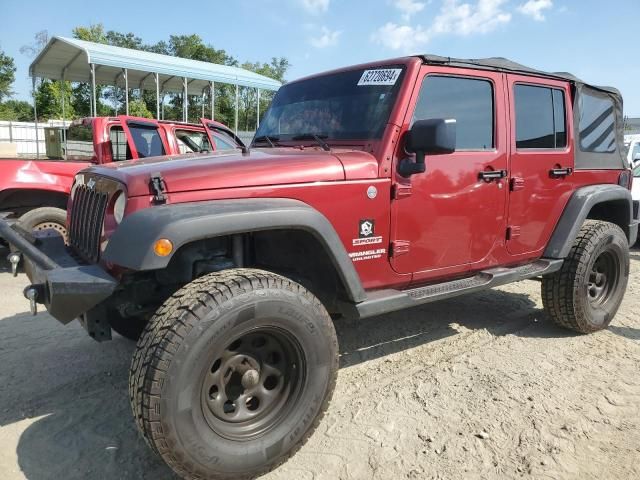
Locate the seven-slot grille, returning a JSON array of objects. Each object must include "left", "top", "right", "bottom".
[{"left": 68, "top": 184, "right": 109, "bottom": 263}]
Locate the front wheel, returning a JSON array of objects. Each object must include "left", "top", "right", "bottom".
[
  {"left": 129, "top": 269, "right": 338, "bottom": 480},
  {"left": 542, "top": 220, "right": 629, "bottom": 333}
]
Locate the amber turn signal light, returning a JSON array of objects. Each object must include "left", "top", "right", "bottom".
[{"left": 153, "top": 238, "right": 173, "bottom": 257}]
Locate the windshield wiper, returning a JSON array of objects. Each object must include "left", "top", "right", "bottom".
[
  {"left": 252, "top": 135, "right": 280, "bottom": 147},
  {"left": 292, "top": 133, "right": 331, "bottom": 152}
]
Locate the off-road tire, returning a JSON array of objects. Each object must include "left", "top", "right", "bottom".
[
  {"left": 17, "top": 207, "right": 67, "bottom": 241},
  {"left": 129, "top": 268, "right": 338, "bottom": 480},
  {"left": 542, "top": 220, "right": 629, "bottom": 333}
]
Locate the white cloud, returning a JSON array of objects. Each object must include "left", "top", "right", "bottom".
[
  {"left": 431, "top": 0, "right": 512, "bottom": 36},
  {"left": 300, "top": 0, "right": 330, "bottom": 14},
  {"left": 371, "top": 23, "right": 430, "bottom": 52},
  {"left": 310, "top": 26, "right": 342, "bottom": 48},
  {"left": 372, "top": 0, "right": 511, "bottom": 52},
  {"left": 518, "top": 0, "right": 553, "bottom": 21},
  {"left": 393, "top": 0, "right": 427, "bottom": 21}
]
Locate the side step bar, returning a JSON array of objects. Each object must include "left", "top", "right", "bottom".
[{"left": 355, "top": 259, "right": 563, "bottom": 319}]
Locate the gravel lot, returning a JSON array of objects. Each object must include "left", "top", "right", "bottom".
[{"left": 0, "top": 248, "right": 639, "bottom": 479}]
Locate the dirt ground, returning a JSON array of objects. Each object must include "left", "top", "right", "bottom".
[{"left": 0, "top": 249, "right": 639, "bottom": 480}]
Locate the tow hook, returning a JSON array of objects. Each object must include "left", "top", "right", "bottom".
[
  {"left": 7, "top": 252, "right": 21, "bottom": 277},
  {"left": 23, "top": 285, "right": 41, "bottom": 315}
]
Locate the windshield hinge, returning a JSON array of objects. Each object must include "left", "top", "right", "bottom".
[
  {"left": 392, "top": 184, "right": 412, "bottom": 200},
  {"left": 390, "top": 240, "right": 410, "bottom": 257},
  {"left": 149, "top": 172, "right": 168, "bottom": 205}
]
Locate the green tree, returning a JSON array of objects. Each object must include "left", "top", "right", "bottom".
[
  {"left": 128, "top": 99, "right": 153, "bottom": 118},
  {"left": 0, "top": 100, "right": 33, "bottom": 121},
  {"left": 34, "top": 79, "right": 75, "bottom": 120},
  {"left": 0, "top": 48, "right": 16, "bottom": 102}
]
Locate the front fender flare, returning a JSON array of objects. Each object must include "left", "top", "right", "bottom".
[{"left": 103, "top": 198, "right": 366, "bottom": 302}]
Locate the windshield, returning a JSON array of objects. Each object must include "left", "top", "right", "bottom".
[
  {"left": 633, "top": 164, "right": 640, "bottom": 177},
  {"left": 631, "top": 142, "right": 640, "bottom": 161},
  {"left": 255, "top": 66, "right": 406, "bottom": 142}
]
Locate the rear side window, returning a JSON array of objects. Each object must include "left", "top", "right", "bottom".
[
  {"left": 109, "top": 126, "right": 129, "bottom": 161},
  {"left": 129, "top": 124, "right": 165, "bottom": 158},
  {"left": 413, "top": 75, "right": 494, "bottom": 150},
  {"left": 579, "top": 92, "right": 616, "bottom": 153},
  {"left": 66, "top": 123, "right": 95, "bottom": 161},
  {"left": 515, "top": 84, "right": 566, "bottom": 149},
  {"left": 175, "top": 129, "right": 212, "bottom": 154}
]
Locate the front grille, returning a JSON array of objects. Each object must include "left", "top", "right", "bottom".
[{"left": 69, "top": 184, "right": 109, "bottom": 263}]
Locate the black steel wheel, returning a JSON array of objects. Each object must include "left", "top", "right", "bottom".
[
  {"left": 542, "top": 220, "right": 629, "bottom": 333},
  {"left": 586, "top": 250, "right": 621, "bottom": 309},
  {"left": 129, "top": 268, "right": 338, "bottom": 480},
  {"left": 201, "top": 328, "right": 305, "bottom": 440}
]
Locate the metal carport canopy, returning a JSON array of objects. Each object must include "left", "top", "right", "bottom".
[{"left": 29, "top": 36, "right": 282, "bottom": 93}]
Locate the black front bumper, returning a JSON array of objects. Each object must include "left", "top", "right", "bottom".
[{"left": 0, "top": 219, "right": 117, "bottom": 325}]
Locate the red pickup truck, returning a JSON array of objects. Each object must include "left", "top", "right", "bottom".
[{"left": 0, "top": 115, "right": 242, "bottom": 240}]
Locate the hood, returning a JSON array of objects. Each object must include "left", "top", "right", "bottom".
[{"left": 83, "top": 148, "right": 379, "bottom": 197}]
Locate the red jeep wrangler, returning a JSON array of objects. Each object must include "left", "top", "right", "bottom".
[
  {"left": 0, "top": 115, "right": 242, "bottom": 240},
  {"left": 2, "top": 55, "right": 637, "bottom": 480}
]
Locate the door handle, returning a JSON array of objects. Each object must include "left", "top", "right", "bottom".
[
  {"left": 479, "top": 169, "right": 508, "bottom": 181},
  {"left": 550, "top": 167, "right": 573, "bottom": 177}
]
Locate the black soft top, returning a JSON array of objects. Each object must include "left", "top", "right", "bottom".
[{"left": 418, "top": 55, "right": 626, "bottom": 169}]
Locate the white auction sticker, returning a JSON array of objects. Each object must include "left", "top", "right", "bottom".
[{"left": 357, "top": 69, "right": 402, "bottom": 86}]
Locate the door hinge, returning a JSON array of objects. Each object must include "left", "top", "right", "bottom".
[
  {"left": 149, "top": 172, "right": 168, "bottom": 205},
  {"left": 510, "top": 177, "right": 525, "bottom": 191},
  {"left": 506, "top": 226, "right": 521, "bottom": 240},
  {"left": 390, "top": 240, "right": 410, "bottom": 257},
  {"left": 392, "top": 184, "right": 412, "bottom": 200}
]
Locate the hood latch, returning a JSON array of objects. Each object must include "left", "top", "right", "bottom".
[{"left": 149, "top": 172, "right": 168, "bottom": 205}]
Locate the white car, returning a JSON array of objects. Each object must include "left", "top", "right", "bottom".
[{"left": 626, "top": 135, "right": 640, "bottom": 166}]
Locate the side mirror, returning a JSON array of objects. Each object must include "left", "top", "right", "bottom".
[{"left": 399, "top": 118, "right": 456, "bottom": 177}]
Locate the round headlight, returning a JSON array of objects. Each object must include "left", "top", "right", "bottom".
[{"left": 113, "top": 191, "right": 127, "bottom": 224}]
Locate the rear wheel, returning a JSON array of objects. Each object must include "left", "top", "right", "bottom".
[
  {"left": 17, "top": 207, "right": 67, "bottom": 242},
  {"left": 542, "top": 220, "right": 629, "bottom": 333},
  {"left": 129, "top": 268, "right": 338, "bottom": 480}
]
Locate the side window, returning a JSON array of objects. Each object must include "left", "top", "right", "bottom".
[
  {"left": 412, "top": 75, "right": 494, "bottom": 150},
  {"left": 212, "top": 132, "right": 237, "bottom": 150},
  {"left": 129, "top": 124, "right": 165, "bottom": 158},
  {"left": 66, "top": 123, "right": 95, "bottom": 161},
  {"left": 109, "top": 126, "right": 129, "bottom": 161},
  {"left": 175, "top": 129, "right": 212, "bottom": 154},
  {"left": 579, "top": 92, "right": 616, "bottom": 153},
  {"left": 515, "top": 84, "right": 566, "bottom": 149}
]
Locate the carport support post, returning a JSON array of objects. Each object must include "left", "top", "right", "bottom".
[
  {"left": 183, "top": 77, "right": 188, "bottom": 122},
  {"left": 155, "top": 73, "right": 160, "bottom": 120},
  {"left": 60, "top": 76, "right": 67, "bottom": 159},
  {"left": 91, "top": 63, "right": 97, "bottom": 117},
  {"left": 210, "top": 82, "right": 215, "bottom": 120},
  {"left": 123, "top": 69, "right": 129, "bottom": 116},
  {"left": 235, "top": 84, "right": 239, "bottom": 134},
  {"left": 32, "top": 77, "right": 40, "bottom": 158},
  {"left": 201, "top": 87, "right": 206, "bottom": 118},
  {"left": 257, "top": 88, "right": 261, "bottom": 129}
]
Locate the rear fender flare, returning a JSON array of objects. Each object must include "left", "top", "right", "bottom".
[{"left": 544, "top": 184, "right": 635, "bottom": 258}]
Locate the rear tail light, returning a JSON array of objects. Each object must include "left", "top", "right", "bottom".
[{"left": 618, "top": 170, "right": 632, "bottom": 190}]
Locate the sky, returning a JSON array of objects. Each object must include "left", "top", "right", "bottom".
[{"left": 1, "top": 0, "right": 639, "bottom": 115}]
